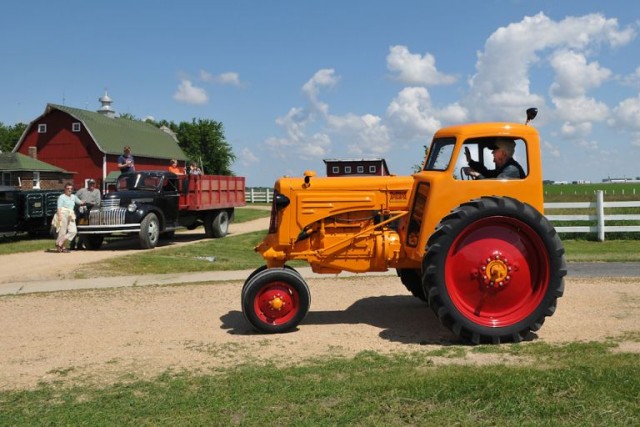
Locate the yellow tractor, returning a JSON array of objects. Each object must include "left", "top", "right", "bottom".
[{"left": 242, "top": 109, "right": 566, "bottom": 344}]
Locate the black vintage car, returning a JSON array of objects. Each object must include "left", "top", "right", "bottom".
[{"left": 0, "top": 185, "right": 60, "bottom": 236}]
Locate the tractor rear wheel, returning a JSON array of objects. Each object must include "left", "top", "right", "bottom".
[
  {"left": 242, "top": 267, "right": 310, "bottom": 334},
  {"left": 422, "top": 196, "right": 566, "bottom": 344},
  {"left": 397, "top": 268, "right": 426, "bottom": 301}
]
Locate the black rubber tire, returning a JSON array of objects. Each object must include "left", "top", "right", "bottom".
[
  {"left": 242, "top": 268, "right": 311, "bottom": 334},
  {"left": 139, "top": 213, "right": 160, "bottom": 249},
  {"left": 204, "top": 210, "right": 229, "bottom": 238},
  {"left": 422, "top": 196, "right": 566, "bottom": 344},
  {"left": 397, "top": 268, "right": 427, "bottom": 301},
  {"left": 241, "top": 265, "right": 301, "bottom": 299},
  {"left": 84, "top": 235, "right": 104, "bottom": 250}
]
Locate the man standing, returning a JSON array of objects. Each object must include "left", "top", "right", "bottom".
[
  {"left": 117, "top": 146, "right": 135, "bottom": 173},
  {"left": 71, "top": 179, "right": 101, "bottom": 250},
  {"left": 54, "top": 183, "right": 84, "bottom": 253}
]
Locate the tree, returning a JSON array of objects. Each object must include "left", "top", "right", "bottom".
[
  {"left": 174, "top": 119, "right": 236, "bottom": 175},
  {"left": 0, "top": 122, "right": 27, "bottom": 153}
]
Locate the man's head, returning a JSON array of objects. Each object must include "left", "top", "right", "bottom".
[
  {"left": 123, "top": 146, "right": 131, "bottom": 154},
  {"left": 87, "top": 179, "right": 96, "bottom": 189},
  {"left": 492, "top": 138, "right": 515, "bottom": 167}
]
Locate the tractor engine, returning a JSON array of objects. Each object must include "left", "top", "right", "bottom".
[{"left": 255, "top": 172, "right": 416, "bottom": 274}]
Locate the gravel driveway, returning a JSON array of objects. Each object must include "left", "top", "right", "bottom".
[{"left": 1, "top": 214, "right": 638, "bottom": 391}]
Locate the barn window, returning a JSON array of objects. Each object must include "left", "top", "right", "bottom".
[
  {"left": 38, "top": 124, "right": 47, "bottom": 133},
  {"left": 1, "top": 172, "right": 10, "bottom": 186},
  {"left": 369, "top": 165, "right": 376, "bottom": 173},
  {"left": 32, "top": 172, "right": 41, "bottom": 189},
  {"left": 72, "top": 122, "right": 81, "bottom": 132},
  {"left": 344, "top": 166, "right": 352, "bottom": 174},
  {"left": 357, "top": 166, "right": 364, "bottom": 173},
  {"left": 332, "top": 166, "right": 339, "bottom": 174}
]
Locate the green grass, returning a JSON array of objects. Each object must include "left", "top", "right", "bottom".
[
  {"left": 562, "top": 239, "right": 640, "bottom": 262},
  {"left": 81, "top": 231, "right": 271, "bottom": 276},
  {"left": 1, "top": 341, "right": 638, "bottom": 426}
]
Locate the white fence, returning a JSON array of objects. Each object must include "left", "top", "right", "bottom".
[
  {"left": 245, "top": 188, "right": 273, "bottom": 203},
  {"left": 246, "top": 188, "right": 640, "bottom": 241},
  {"left": 544, "top": 190, "right": 640, "bottom": 241}
]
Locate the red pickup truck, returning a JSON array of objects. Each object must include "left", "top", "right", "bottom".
[{"left": 77, "top": 171, "right": 246, "bottom": 249}]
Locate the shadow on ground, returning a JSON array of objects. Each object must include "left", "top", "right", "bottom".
[{"left": 220, "top": 294, "right": 462, "bottom": 346}]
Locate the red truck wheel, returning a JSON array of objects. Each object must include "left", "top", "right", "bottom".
[
  {"left": 422, "top": 197, "right": 566, "bottom": 344},
  {"left": 242, "top": 268, "right": 310, "bottom": 333}
]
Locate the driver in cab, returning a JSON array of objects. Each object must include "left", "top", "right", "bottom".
[{"left": 463, "top": 138, "right": 525, "bottom": 179}]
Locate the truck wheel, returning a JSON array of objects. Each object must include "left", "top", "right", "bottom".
[
  {"left": 422, "top": 196, "right": 566, "bottom": 344},
  {"left": 397, "top": 268, "right": 426, "bottom": 301},
  {"left": 242, "top": 268, "right": 311, "bottom": 334},
  {"left": 204, "top": 210, "right": 229, "bottom": 238},
  {"left": 139, "top": 213, "right": 160, "bottom": 249},
  {"left": 85, "top": 235, "right": 104, "bottom": 250}
]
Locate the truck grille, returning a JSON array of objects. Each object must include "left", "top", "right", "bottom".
[
  {"left": 89, "top": 207, "right": 127, "bottom": 226},
  {"left": 101, "top": 199, "right": 121, "bottom": 210}
]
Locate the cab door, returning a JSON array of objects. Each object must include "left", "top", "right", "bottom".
[{"left": 0, "top": 190, "right": 19, "bottom": 233}]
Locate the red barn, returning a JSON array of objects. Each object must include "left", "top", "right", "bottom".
[{"left": 13, "top": 95, "right": 187, "bottom": 192}]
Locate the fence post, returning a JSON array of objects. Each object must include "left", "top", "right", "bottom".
[
  {"left": 597, "top": 190, "right": 605, "bottom": 242},
  {"left": 250, "top": 188, "right": 255, "bottom": 203}
]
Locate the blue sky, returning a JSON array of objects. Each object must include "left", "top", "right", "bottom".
[{"left": 2, "top": 1, "right": 640, "bottom": 186}]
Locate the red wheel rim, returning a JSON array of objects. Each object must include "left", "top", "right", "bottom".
[
  {"left": 253, "top": 281, "right": 300, "bottom": 325},
  {"left": 444, "top": 216, "right": 550, "bottom": 328}
]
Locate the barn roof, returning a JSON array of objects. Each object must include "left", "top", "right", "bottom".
[
  {"left": 0, "top": 152, "right": 70, "bottom": 172},
  {"left": 44, "top": 104, "right": 187, "bottom": 161}
]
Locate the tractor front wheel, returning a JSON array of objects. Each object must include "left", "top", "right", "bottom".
[
  {"left": 422, "top": 196, "right": 566, "bottom": 344},
  {"left": 242, "top": 268, "right": 311, "bottom": 334}
]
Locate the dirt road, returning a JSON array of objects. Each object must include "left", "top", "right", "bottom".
[
  {"left": 0, "top": 212, "right": 639, "bottom": 391},
  {"left": 0, "top": 212, "right": 270, "bottom": 284}
]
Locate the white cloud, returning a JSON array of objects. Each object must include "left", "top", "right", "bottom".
[
  {"left": 386, "top": 45, "right": 457, "bottom": 86},
  {"left": 239, "top": 147, "right": 259, "bottom": 166},
  {"left": 302, "top": 69, "right": 339, "bottom": 115},
  {"left": 173, "top": 79, "right": 208, "bottom": 105},
  {"left": 560, "top": 121, "right": 592, "bottom": 139},
  {"left": 386, "top": 87, "right": 441, "bottom": 139},
  {"left": 549, "top": 50, "right": 611, "bottom": 98},
  {"left": 200, "top": 70, "right": 243, "bottom": 86},
  {"left": 327, "top": 113, "right": 391, "bottom": 155},
  {"left": 611, "top": 95, "right": 640, "bottom": 130},
  {"left": 466, "top": 13, "right": 634, "bottom": 122},
  {"left": 542, "top": 140, "right": 561, "bottom": 158}
]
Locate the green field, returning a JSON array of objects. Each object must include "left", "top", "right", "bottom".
[{"left": 544, "top": 182, "right": 640, "bottom": 202}]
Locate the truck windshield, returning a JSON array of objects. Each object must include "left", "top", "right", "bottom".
[
  {"left": 424, "top": 137, "right": 456, "bottom": 171},
  {"left": 117, "top": 174, "right": 161, "bottom": 191}
]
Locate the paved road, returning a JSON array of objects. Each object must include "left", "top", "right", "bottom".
[{"left": 0, "top": 262, "right": 637, "bottom": 296}]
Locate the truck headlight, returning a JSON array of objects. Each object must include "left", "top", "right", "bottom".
[{"left": 127, "top": 202, "right": 137, "bottom": 212}]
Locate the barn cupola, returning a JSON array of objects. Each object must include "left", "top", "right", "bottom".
[{"left": 97, "top": 90, "right": 116, "bottom": 118}]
